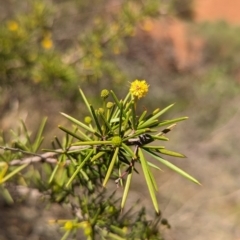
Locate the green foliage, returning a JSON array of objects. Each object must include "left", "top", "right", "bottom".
[
  {"left": 197, "top": 21, "right": 240, "bottom": 71},
  {"left": 0, "top": 82, "right": 198, "bottom": 239},
  {"left": 177, "top": 22, "right": 240, "bottom": 137},
  {"left": 0, "top": 0, "right": 164, "bottom": 94},
  {"left": 0, "top": 0, "right": 196, "bottom": 97},
  {"left": 0, "top": 1, "right": 78, "bottom": 94}
]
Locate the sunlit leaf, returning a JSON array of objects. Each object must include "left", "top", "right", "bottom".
[
  {"left": 155, "top": 148, "right": 186, "bottom": 158},
  {"left": 121, "top": 166, "right": 133, "bottom": 211},
  {"left": 32, "top": 117, "right": 47, "bottom": 152},
  {"left": 66, "top": 149, "right": 94, "bottom": 187},
  {"left": 20, "top": 120, "right": 32, "bottom": 151},
  {"left": 103, "top": 147, "right": 119, "bottom": 187},
  {"left": 138, "top": 148, "right": 160, "bottom": 214},
  {"left": 157, "top": 117, "right": 188, "bottom": 127},
  {"left": 58, "top": 125, "right": 85, "bottom": 141},
  {"left": 147, "top": 161, "right": 162, "bottom": 171},
  {"left": 79, "top": 88, "right": 92, "bottom": 118},
  {"left": 90, "top": 105, "right": 103, "bottom": 135},
  {"left": 139, "top": 104, "right": 175, "bottom": 129},
  {"left": 0, "top": 164, "right": 28, "bottom": 184},
  {"left": 144, "top": 149, "right": 200, "bottom": 185},
  {"left": 61, "top": 112, "right": 101, "bottom": 137}
]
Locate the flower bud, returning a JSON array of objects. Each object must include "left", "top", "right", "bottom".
[
  {"left": 84, "top": 116, "right": 92, "bottom": 124},
  {"left": 101, "top": 89, "right": 109, "bottom": 99},
  {"left": 111, "top": 136, "right": 122, "bottom": 146},
  {"left": 106, "top": 102, "right": 114, "bottom": 109}
]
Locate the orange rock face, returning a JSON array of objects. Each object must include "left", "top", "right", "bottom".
[{"left": 195, "top": 0, "right": 240, "bottom": 25}]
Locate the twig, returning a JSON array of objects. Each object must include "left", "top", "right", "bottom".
[
  {"left": 0, "top": 145, "right": 90, "bottom": 166},
  {"left": 0, "top": 145, "right": 49, "bottom": 158}
]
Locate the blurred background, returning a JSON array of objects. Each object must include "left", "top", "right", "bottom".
[{"left": 1, "top": 0, "right": 240, "bottom": 239}]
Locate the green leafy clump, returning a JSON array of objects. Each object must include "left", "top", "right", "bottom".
[
  {"left": 1, "top": 0, "right": 196, "bottom": 101},
  {"left": 0, "top": 0, "right": 164, "bottom": 96},
  {"left": 58, "top": 80, "right": 199, "bottom": 215},
  {"left": 0, "top": 80, "right": 199, "bottom": 239}
]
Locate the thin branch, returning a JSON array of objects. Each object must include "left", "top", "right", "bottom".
[
  {"left": 0, "top": 146, "right": 46, "bottom": 158},
  {"left": 0, "top": 145, "right": 90, "bottom": 166}
]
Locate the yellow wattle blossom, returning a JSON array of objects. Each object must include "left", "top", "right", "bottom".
[
  {"left": 141, "top": 19, "right": 154, "bottom": 32},
  {"left": 129, "top": 80, "right": 149, "bottom": 99},
  {"left": 78, "top": 221, "right": 92, "bottom": 236},
  {"left": 63, "top": 221, "right": 74, "bottom": 230},
  {"left": 41, "top": 37, "right": 53, "bottom": 49},
  {"left": 7, "top": 20, "right": 19, "bottom": 32}
]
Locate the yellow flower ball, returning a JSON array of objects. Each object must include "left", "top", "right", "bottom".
[
  {"left": 129, "top": 80, "right": 149, "bottom": 99},
  {"left": 64, "top": 221, "right": 74, "bottom": 230}
]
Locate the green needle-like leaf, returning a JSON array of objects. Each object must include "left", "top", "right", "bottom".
[
  {"left": 147, "top": 163, "right": 158, "bottom": 191},
  {"left": 130, "top": 100, "right": 137, "bottom": 130},
  {"left": 110, "top": 225, "right": 128, "bottom": 238},
  {"left": 60, "top": 230, "right": 71, "bottom": 240},
  {"left": 121, "top": 143, "right": 135, "bottom": 157},
  {"left": 58, "top": 125, "right": 85, "bottom": 141},
  {"left": 122, "top": 109, "right": 131, "bottom": 132},
  {"left": 90, "top": 105, "right": 103, "bottom": 135},
  {"left": 20, "top": 120, "right": 32, "bottom": 151},
  {"left": 157, "top": 149, "right": 186, "bottom": 158},
  {"left": 151, "top": 135, "right": 169, "bottom": 141},
  {"left": 123, "top": 91, "right": 131, "bottom": 106},
  {"left": 138, "top": 110, "right": 147, "bottom": 123},
  {"left": 48, "top": 163, "right": 59, "bottom": 184},
  {"left": 139, "top": 104, "right": 175, "bottom": 129},
  {"left": 55, "top": 136, "right": 63, "bottom": 149},
  {"left": 158, "top": 117, "right": 188, "bottom": 127},
  {"left": 91, "top": 151, "right": 106, "bottom": 162},
  {"left": 99, "top": 112, "right": 112, "bottom": 132},
  {"left": 118, "top": 102, "right": 123, "bottom": 136},
  {"left": 147, "top": 161, "right": 162, "bottom": 171},
  {"left": 76, "top": 127, "right": 92, "bottom": 141},
  {"left": 144, "top": 145, "right": 165, "bottom": 150},
  {"left": 0, "top": 162, "right": 8, "bottom": 180},
  {"left": 72, "top": 140, "right": 111, "bottom": 146},
  {"left": 61, "top": 112, "right": 101, "bottom": 138},
  {"left": 80, "top": 169, "right": 89, "bottom": 181},
  {"left": 0, "top": 185, "right": 13, "bottom": 204},
  {"left": 121, "top": 166, "right": 133, "bottom": 211},
  {"left": 79, "top": 88, "right": 92, "bottom": 118},
  {"left": 137, "top": 120, "right": 159, "bottom": 129},
  {"left": 103, "top": 147, "right": 119, "bottom": 187},
  {"left": 144, "top": 149, "right": 200, "bottom": 185},
  {"left": 0, "top": 164, "right": 28, "bottom": 184},
  {"left": 110, "top": 90, "right": 122, "bottom": 113},
  {"left": 66, "top": 149, "right": 94, "bottom": 187},
  {"left": 107, "top": 103, "right": 116, "bottom": 122},
  {"left": 32, "top": 117, "right": 47, "bottom": 152},
  {"left": 138, "top": 148, "right": 160, "bottom": 214},
  {"left": 100, "top": 228, "right": 126, "bottom": 240}
]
